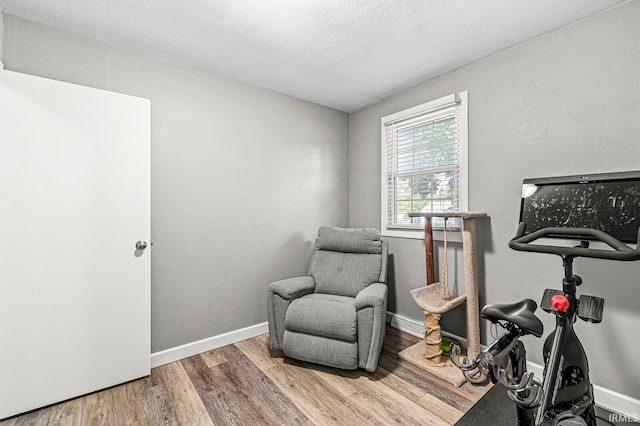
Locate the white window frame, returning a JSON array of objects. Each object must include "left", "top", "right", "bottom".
[{"left": 380, "top": 91, "right": 468, "bottom": 240}]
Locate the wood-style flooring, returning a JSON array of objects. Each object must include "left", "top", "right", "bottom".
[{"left": 1, "top": 326, "right": 490, "bottom": 425}]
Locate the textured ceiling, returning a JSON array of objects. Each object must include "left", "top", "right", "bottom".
[{"left": 0, "top": 0, "right": 626, "bottom": 112}]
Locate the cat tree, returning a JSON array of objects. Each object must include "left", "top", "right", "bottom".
[{"left": 398, "top": 212, "right": 486, "bottom": 387}]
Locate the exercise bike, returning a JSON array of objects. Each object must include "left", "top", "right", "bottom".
[{"left": 450, "top": 173, "right": 640, "bottom": 426}]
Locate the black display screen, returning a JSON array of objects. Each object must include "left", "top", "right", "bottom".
[{"left": 519, "top": 172, "right": 640, "bottom": 243}]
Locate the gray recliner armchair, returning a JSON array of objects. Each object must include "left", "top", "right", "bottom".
[{"left": 267, "top": 226, "right": 388, "bottom": 372}]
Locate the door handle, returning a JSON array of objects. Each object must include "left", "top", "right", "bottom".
[{"left": 135, "top": 241, "right": 148, "bottom": 250}]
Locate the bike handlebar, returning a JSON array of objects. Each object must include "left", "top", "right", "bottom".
[{"left": 509, "top": 223, "right": 640, "bottom": 261}]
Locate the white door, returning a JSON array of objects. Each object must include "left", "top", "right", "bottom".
[{"left": 0, "top": 69, "right": 150, "bottom": 419}]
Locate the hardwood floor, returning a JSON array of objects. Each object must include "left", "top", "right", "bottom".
[{"left": 1, "top": 326, "right": 490, "bottom": 425}]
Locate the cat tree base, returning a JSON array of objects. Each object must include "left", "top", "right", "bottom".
[
  {"left": 398, "top": 341, "right": 466, "bottom": 387},
  {"left": 402, "top": 212, "right": 488, "bottom": 388}
]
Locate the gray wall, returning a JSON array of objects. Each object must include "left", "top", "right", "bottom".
[
  {"left": 349, "top": 1, "right": 640, "bottom": 398},
  {"left": 2, "top": 15, "right": 349, "bottom": 353},
  {"left": 0, "top": 8, "right": 4, "bottom": 66}
]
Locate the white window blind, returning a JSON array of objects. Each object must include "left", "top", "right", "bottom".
[{"left": 381, "top": 92, "right": 468, "bottom": 238}]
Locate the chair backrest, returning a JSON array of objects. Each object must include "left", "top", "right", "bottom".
[{"left": 309, "top": 226, "right": 387, "bottom": 298}]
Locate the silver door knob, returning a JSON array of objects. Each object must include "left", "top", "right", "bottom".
[{"left": 135, "top": 241, "right": 148, "bottom": 250}]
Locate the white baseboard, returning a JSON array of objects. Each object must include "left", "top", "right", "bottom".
[
  {"left": 387, "top": 311, "right": 640, "bottom": 418},
  {"left": 387, "top": 311, "right": 424, "bottom": 338},
  {"left": 386, "top": 311, "right": 468, "bottom": 346},
  {"left": 150, "top": 322, "right": 269, "bottom": 368},
  {"left": 525, "top": 362, "right": 640, "bottom": 419}
]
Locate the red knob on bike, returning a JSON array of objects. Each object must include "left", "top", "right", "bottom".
[{"left": 551, "top": 295, "right": 569, "bottom": 312}]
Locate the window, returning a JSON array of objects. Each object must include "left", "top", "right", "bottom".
[{"left": 380, "top": 91, "right": 468, "bottom": 239}]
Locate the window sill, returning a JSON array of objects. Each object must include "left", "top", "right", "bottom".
[{"left": 382, "top": 227, "right": 463, "bottom": 243}]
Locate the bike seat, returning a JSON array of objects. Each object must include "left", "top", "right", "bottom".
[{"left": 482, "top": 299, "right": 544, "bottom": 337}]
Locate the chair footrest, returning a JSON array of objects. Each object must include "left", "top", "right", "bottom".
[{"left": 283, "top": 331, "right": 358, "bottom": 370}]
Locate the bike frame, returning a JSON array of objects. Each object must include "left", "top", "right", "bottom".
[
  {"left": 535, "top": 256, "right": 595, "bottom": 425},
  {"left": 451, "top": 223, "right": 640, "bottom": 426}
]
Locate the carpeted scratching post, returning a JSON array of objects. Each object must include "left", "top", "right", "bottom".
[{"left": 398, "top": 212, "right": 486, "bottom": 387}]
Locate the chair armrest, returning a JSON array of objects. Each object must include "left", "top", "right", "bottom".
[
  {"left": 355, "top": 283, "right": 388, "bottom": 371},
  {"left": 355, "top": 283, "right": 387, "bottom": 310},
  {"left": 268, "top": 276, "right": 315, "bottom": 350},
  {"left": 269, "top": 276, "right": 316, "bottom": 300}
]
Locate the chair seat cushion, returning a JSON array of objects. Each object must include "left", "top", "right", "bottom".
[{"left": 285, "top": 294, "right": 356, "bottom": 342}]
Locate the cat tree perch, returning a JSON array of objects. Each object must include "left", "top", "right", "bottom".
[{"left": 398, "top": 212, "right": 486, "bottom": 387}]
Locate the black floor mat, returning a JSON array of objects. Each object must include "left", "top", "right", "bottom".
[{"left": 455, "top": 384, "right": 636, "bottom": 425}]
